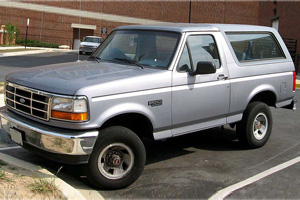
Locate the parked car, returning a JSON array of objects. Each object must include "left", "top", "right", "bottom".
[
  {"left": 0, "top": 23, "right": 296, "bottom": 189},
  {"left": 79, "top": 36, "right": 101, "bottom": 54}
]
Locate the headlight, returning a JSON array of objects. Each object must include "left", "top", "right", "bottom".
[{"left": 51, "top": 96, "right": 88, "bottom": 121}]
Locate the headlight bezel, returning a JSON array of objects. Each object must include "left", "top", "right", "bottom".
[{"left": 50, "top": 95, "right": 89, "bottom": 122}]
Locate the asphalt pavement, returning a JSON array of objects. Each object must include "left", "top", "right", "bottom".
[{"left": 0, "top": 52, "right": 300, "bottom": 199}]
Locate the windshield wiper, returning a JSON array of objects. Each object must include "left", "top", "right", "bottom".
[
  {"left": 89, "top": 56, "right": 100, "bottom": 63},
  {"left": 114, "top": 58, "right": 144, "bottom": 69}
]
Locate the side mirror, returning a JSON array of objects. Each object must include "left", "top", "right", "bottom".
[{"left": 189, "top": 61, "right": 216, "bottom": 76}]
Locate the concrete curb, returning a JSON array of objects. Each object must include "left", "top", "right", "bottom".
[
  {"left": 296, "top": 80, "right": 300, "bottom": 89},
  {"left": 0, "top": 152, "right": 87, "bottom": 200},
  {"left": 0, "top": 94, "right": 4, "bottom": 107}
]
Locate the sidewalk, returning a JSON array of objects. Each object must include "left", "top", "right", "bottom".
[{"left": 0, "top": 46, "right": 77, "bottom": 57}]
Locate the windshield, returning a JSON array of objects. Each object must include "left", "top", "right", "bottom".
[
  {"left": 83, "top": 37, "right": 100, "bottom": 43},
  {"left": 92, "top": 30, "right": 180, "bottom": 69}
]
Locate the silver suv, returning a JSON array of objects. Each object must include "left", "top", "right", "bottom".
[{"left": 0, "top": 23, "right": 296, "bottom": 189}]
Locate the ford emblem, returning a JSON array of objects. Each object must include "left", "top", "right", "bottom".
[{"left": 20, "top": 98, "right": 26, "bottom": 104}]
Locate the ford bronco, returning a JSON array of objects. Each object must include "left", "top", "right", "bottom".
[{"left": 0, "top": 23, "right": 296, "bottom": 189}]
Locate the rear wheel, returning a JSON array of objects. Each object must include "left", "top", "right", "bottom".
[
  {"left": 237, "top": 102, "right": 273, "bottom": 148},
  {"left": 84, "top": 126, "right": 146, "bottom": 189}
]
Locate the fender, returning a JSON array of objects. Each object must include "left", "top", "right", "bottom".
[{"left": 94, "top": 102, "right": 156, "bottom": 129}]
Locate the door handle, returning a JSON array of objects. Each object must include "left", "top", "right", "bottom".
[{"left": 218, "top": 74, "right": 228, "bottom": 80}]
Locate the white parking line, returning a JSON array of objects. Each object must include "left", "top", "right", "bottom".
[
  {"left": 0, "top": 146, "right": 22, "bottom": 151},
  {"left": 209, "top": 156, "right": 300, "bottom": 200}
]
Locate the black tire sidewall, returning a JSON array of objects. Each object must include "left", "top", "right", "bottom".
[
  {"left": 238, "top": 102, "right": 273, "bottom": 148},
  {"left": 85, "top": 126, "right": 146, "bottom": 189}
]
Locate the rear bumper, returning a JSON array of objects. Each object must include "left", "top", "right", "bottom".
[
  {"left": 282, "top": 99, "right": 297, "bottom": 111},
  {"left": 0, "top": 107, "right": 98, "bottom": 164}
]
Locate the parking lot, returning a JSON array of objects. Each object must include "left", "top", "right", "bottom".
[{"left": 0, "top": 52, "right": 300, "bottom": 199}]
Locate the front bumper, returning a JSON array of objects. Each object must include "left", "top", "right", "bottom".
[
  {"left": 79, "top": 47, "right": 97, "bottom": 53},
  {"left": 0, "top": 107, "right": 99, "bottom": 164}
]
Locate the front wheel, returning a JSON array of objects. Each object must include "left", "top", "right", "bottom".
[
  {"left": 84, "top": 126, "right": 146, "bottom": 189},
  {"left": 237, "top": 102, "right": 273, "bottom": 148}
]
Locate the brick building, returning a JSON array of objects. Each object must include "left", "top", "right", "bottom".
[{"left": 0, "top": 1, "right": 299, "bottom": 69}]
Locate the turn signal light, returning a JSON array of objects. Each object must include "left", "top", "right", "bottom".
[{"left": 51, "top": 110, "right": 88, "bottom": 121}]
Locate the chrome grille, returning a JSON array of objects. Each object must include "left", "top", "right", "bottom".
[{"left": 5, "top": 82, "right": 50, "bottom": 121}]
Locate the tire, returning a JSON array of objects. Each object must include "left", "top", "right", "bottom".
[
  {"left": 84, "top": 126, "right": 146, "bottom": 189},
  {"left": 79, "top": 51, "right": 83, "bottom": 55},
  {"left": 236, "top": 102, "right": 273, "bottom": 149}
]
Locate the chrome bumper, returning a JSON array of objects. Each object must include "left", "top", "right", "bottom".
[
  {"left": 79, "top": 47, "right": 96, "bottom": 53},
  {"left": 0, "top": 107, "right": 98, "bottom": 156}
]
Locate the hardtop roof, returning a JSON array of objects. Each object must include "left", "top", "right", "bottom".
[{"left": 115, "top": 23, "right": 275, "bottom": 33}]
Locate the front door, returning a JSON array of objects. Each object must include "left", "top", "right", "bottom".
[{"left": 171, "top": 32, "right": 230, "bottom": 136}]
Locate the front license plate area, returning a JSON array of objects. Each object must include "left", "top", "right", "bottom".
[{"left": 10, "top": 128, "right": 23, "bottom": 146}]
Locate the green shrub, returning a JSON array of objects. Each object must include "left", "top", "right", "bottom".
[
  {"left": 16, "top": 39, "right": 59, "bottom": 48},
  {"left": 4, "top": 23, "right": 17, "bottom": 45}
]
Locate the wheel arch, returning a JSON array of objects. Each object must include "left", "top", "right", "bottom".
[
  {"left": 100, "top": 113, "right": 154, "bottom": 140},
  {"left": 231, "top": 87, "right": 277, "bottom": 124},
  {"left": 247, "top": 85, "right": 277, "bottom": 107},
  {"left": 248, "top": 91, "right": 277, "bottom": 107}
]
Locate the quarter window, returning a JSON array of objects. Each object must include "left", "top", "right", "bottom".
[
  {"left": 226, "top": 33, "right": 285, "bottom": 62},
  {"left": 178, "top": 45, "right": 192, "bottom": 72}
]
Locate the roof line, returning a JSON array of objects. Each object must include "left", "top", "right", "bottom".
[{"left": 0, "top": 1, "right": 163, "bottom": 25}]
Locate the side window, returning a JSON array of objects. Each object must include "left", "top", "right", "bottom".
[
  {"left": 188, "top": 35, "right": 221, "bottom": 69},
  {"left": 178, "top": 44, "right": 192, "bottom": 72},
  {"left": 226, "top": 33, "right": 285, "bottom": 62},
  {"left": 178, "top": 35, "right": 221, "bottom": 72}
]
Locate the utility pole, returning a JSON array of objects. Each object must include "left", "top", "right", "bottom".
[
  {"left": 188, "top": 0, "right": 192, "bottom": 23},
  {"left": 25, "top": 18, "right": 29, "bottom": 49},
  {"left": 77, "top": 0, "right": 81, "bottom": 62}
]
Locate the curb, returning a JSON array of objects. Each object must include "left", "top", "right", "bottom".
[
  {"left": 0, "top": 94, "right": 4, "bottom": 107},
  {"left": 296, "top": 80, "right": 300, "bottom": 89},
  {"left": 0, "top": 152, "right": 87, "bottom": 200}
]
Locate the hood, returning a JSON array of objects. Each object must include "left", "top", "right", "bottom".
[
  {"left": 80, "top": 42, "right": 100, "bottom": 47},
  {"left": 5, "top": 61, "right": 171, "bottom": 96}
]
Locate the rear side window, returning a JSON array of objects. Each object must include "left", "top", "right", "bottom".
[{"left": 226, "top": 33, "right": 285, "bottom": 62}]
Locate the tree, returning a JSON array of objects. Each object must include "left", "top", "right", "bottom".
[{"left": 4, "top": 23, "right": 17, "bottom": 45}]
